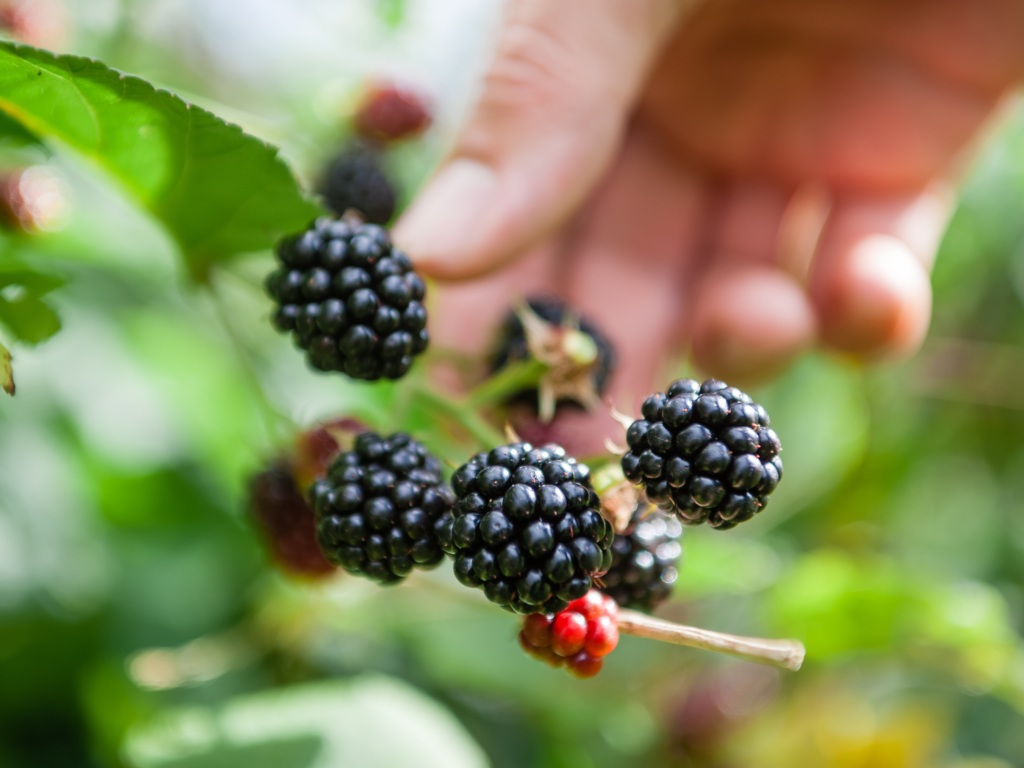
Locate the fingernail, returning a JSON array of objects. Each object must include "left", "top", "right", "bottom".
[{"left": 392, "top": 158, "right": 498, "bottom": 275}]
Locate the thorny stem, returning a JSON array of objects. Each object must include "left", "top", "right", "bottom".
[{"left": 617, "top": 609, "right": 806, "bottom": 671}]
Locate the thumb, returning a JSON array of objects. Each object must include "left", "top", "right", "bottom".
[{"left": 393, "top": 0, "right": 683, "bottom": 280}]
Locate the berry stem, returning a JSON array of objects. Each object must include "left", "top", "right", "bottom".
[
  {"left": 466, "top": 357, "right": 547, "bottom": 409},
  {"left": 616, "top": 609, "right": 805, "bottom": 671},
  {"left": 409, "top": 384, "right": 505, "bottom": 449}
]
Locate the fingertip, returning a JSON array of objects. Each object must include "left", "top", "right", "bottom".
[
  {"left": 813, "top": 234, "right": 932, "bottom": 359},
  {"left": 690, "top": 266, "right": 817, "bottom": 384},
  {"left": 392, "top": 158, "right": 501, "bottom": 281}
]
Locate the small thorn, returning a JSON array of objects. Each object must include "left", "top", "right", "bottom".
[
  {"left": 604, "top": 437, "right": 627, "bottom": 456},
  {"left": 609, "top": 401, "right": 634, "bottom": 430},
  {"left": 504, "top": 422, "right": 522, "bottom": 444}
]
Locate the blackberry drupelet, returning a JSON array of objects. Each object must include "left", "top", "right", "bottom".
[
  {"left": 318, "top": 141, "right": 396, "bottom": 224},
  {"left": 311, "top": 432, "right": 453, "bottom": 584},
  {"left": 266, "top": 215, "right": 430, "bottom": 381},
  {"left": 621, "top": 379, "right": 784, "bottom": 530},
  {"left": 600, "top": 507, "right": 682, "bottom": 611},
  {"left": 491, "top": 297, "right": 616, "bottom": 410},
  {"left": 445, "top": 441, "right": 615, "bottom": 614}
]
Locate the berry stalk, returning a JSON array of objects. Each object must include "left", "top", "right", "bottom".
[{"left": 616, "top": 609, "right": 805, "bottom": 671}]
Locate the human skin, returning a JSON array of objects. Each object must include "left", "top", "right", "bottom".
[{"left": 394, "top": 0, "right": 1024, "bottom": 453}]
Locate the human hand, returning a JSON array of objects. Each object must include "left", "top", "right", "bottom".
[{"left": 394, "top": 0, "right": 1024, "bottom": 452}]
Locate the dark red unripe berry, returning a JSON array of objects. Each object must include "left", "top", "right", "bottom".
[
  {"left": 522, "top": 613, "right": 554, "bottom": 648},
  {"left": 566, "top": 651, "right": 603, "bottom": 679},
  {"left": 354, "top": 82, "right": 433, "bottom": 143},
  {"left": 518, "top": 630, "right": 565, "bottom": 668}
]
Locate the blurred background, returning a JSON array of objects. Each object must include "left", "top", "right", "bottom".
[{"left": 2, "top": 1, "right": 1024, "bottom": 766}]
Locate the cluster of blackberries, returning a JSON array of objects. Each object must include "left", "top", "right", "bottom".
[
  {"left": 600, "top": 507, "right": 682, "bottom": 612},
  {"left": 266, "top": 216, "right": 429, "bottom": 380},
  {"left": 518, "top": 590, "right": 619, "bottom": 678},
  {"left": 445, "top": 442, "right": 614, "bottom": 615},
  {"left": 318, "top": 141, "right": 396, "bottom": 225},
  {"left": 621, "top": 379, "right": 783, "bottom": 530},
  {"left": 310, "top": 432, "right": 453, "bottom": 584}
]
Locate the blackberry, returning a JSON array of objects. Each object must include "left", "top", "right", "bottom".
[
  {"left": 266, "top": 215, "right": 430, "bottom": 380},
  {"left": 490, "top": 297, "right": 616, "bottom": 421},
  {"left": 249, "top": 463, "right": 336, "bottom": 578},
  {"left": 318, "top": 141, "right": 396, "bottom": 224},
  {"left": 621, "top": 379, "right": 783, "bottom": 530},
  {"left": 445, "top": 441, "right": 614, "bottom": 614},
  {"left": 311, "top": 431, "right": 453, "bottom": 584},
  {"left": 600, "top": 507, "right": 682, "bottom": 611}
]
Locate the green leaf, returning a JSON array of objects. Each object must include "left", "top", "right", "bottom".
[
  {"left": 0, "top": 339, "right": 12, "bottom": 394},
  {"left": 123, "top": 677, "right": 488, "bottom": 768},
  {"left": 0, "top": 262, "right": 63, "bottom": 343},
  {"left": 0, "top": 42, "right": 320, "bottom": 278},
  {"left": 0, "top": 108, "right": 43, "bottom": 150}
]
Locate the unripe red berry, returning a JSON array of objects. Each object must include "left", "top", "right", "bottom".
[
  {"left": 602, "top": 595, "right": 619, "bottom": 618},
  {"left": 566, "top": 650, "right": 603, "bottom": 679},
  {"left": 522, "top": 613, "right": 554, "bottom": 648},
  {"left": 551, "top": 611, "right": 587, "bottom": 657},
  {"left": 568, "top": 590, "right": 606, "bottom": 620},
  {"left": 293, "top": 417, "right": 365, "bottom": 487},
  {"left": 585, "top": 614, "right": 619, "bottom": 657}
]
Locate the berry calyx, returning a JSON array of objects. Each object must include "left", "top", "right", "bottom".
[{"left": 490, "top": 298, "right": 616, "bottom": 423}]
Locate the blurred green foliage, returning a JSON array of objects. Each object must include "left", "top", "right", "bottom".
[{"left": 1, "top": 3, "right": 1024, "bottom": 768}]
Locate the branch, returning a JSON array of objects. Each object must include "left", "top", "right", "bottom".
[{"left": 617, "top": 609, "right": 805, "bottom": 671}]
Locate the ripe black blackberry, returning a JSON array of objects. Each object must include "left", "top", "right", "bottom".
[
  {"left": 318, "top": 141, "right": 396, "bottom": 224},
  {"left": 445, "top": 441, "right": 614, "bottom": 614},
  {"left": 490, "top": 297, "right": 616, "bottom": 415},
  {"left": 620, "top": 379, "right": 783, "bottom": 530},
  {"left": 599, "top": 507, "right": 682, "bottom": 612},
  {"left": 311, "top": 432, "right": 453, "bottom": 584},
  {"left": 265, "top": 215, "right": 429, "bottom": 381}
]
